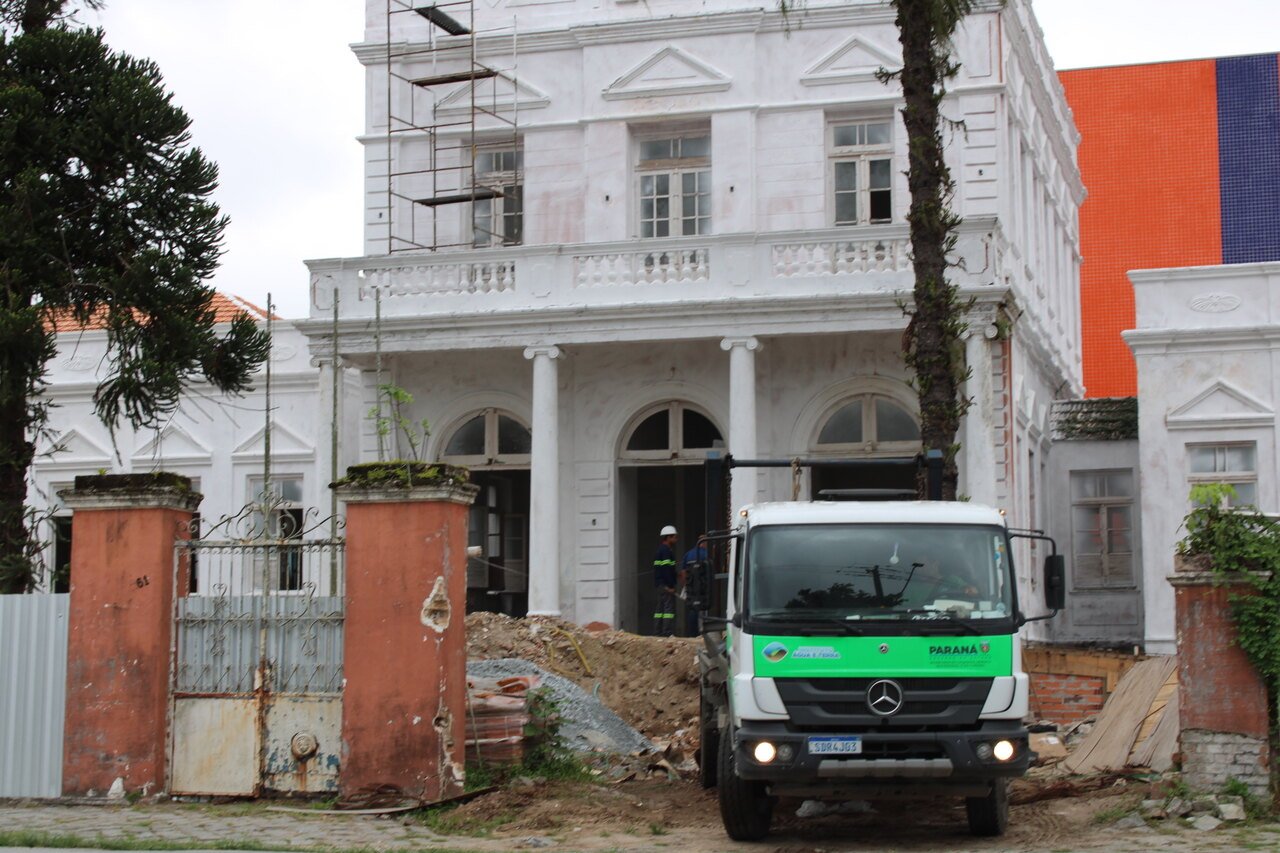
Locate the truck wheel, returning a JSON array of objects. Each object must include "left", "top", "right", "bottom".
[
  {"left": 717, "top": 728, "right": 772, "bottom": 841},
  {"left": 965, "top": 778, "right": 1009, "bottom": 837},
  {"left": 698, "top": 697, "right": 719, "bottom": 789}
]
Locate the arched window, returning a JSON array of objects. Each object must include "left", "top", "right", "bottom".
[
  {"left": 441, "top": 409, "right": 531, "bottom": 466},
  {"left": 621, "top": 402, "right": 723, "bottom": 461},
  {"left": 815, "top": 395, "right": 919, "bottom": 450}
]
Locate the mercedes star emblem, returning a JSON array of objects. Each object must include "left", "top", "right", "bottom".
[
  {"left": 866, "top": 679, "right": 905, "bottom": 716},
  {"left": 878, "top": 643, "right": 889, "bottom": 654}
]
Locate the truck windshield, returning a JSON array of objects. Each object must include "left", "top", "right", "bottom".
[{"left": 746, "top": 523, "right": 1014, "bottom": 623}]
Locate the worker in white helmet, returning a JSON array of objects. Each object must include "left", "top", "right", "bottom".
[{"left": 651, "top": 524, "right": 679, "bottom": 636}]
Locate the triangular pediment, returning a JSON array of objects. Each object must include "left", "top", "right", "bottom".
[
  {"left": 43, "top": 427, "right": 113, "bottom": 468},
  {"left": 132, "top": 423, "right": 211, "bottom": 465},
  {"left": 1166, "top": 380, "right": 1274, "bottom": 430},
  {"left": 232, "top": 420, "right": 315, "bottom": 461},
  {"left": 801, "top": 34, "right": 901, "bottom": 87},
  {"left": 602, "top": 46, "right": 731, "bottom": 101},
  {"left": 436, "top": 72, "right": 550, "bottom": 118}
]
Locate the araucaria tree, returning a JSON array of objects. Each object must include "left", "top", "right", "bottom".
[
  {"left": 0, "top": 1, "right": 270, "bottom": 592},
  {"left": 886, "top": 0, "right": 979, "bottom": 500}
]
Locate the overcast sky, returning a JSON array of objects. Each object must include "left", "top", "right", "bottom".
[{"left": 87, "top": 0, "right": 1279, "bottom": 319}]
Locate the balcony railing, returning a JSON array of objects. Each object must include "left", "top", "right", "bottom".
[{"left": 308, "top": 224, "right": 999, "bottom": 318}]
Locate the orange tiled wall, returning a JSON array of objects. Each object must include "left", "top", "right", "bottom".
[{"left": 1060, "top": 61, "right": 1222, "bottom": 398}]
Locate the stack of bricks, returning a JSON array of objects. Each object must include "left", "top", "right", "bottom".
[
  {"left": 1024, "top": 643, "right": 1141, "bottom": 726},
  {"left": 1029, "top": 672, "right": 1106, "bottom": 725}
]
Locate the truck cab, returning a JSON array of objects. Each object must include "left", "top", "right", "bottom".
[{"left": 699, "top": 500, "right": 1064, "bottom": 840}]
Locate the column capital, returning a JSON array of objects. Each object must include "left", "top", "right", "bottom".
[
  {"left": 523, "top": 345, "right": 563, "bottom": 361},
  {"left": 720, "top": 336, "right": 760, "bottom": 352}
]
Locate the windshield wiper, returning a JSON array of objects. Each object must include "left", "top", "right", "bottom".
[
  {"left": 903, "top": 609, "right": 985, "bottom": 635},
  {"left": 751, "top": 613, "right": 866, "bottom": 636}
]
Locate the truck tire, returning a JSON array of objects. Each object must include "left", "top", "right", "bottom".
[
  {"left": 698, "top": 696, "right": 719, "bottom": 788},
  {"left": 717, "top": 728, "right": 772, "bottom": 841},
  {"left": 965, "top": 778, "right": 1009, "bottom": 837}
]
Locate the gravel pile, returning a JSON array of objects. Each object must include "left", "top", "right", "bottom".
[{"left": 467, "top": 658, "right": 654, "bottom": 755}]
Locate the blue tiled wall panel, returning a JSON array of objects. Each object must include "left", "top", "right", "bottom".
[{"left": 1217, "top": 54, "right": 1280, "bottom": 264}]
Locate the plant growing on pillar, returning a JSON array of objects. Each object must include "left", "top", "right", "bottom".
[
  {"left": 0, "top": 2, "right": 270, "bottom": 592},
  {"left": 368, "top": 383, "right": 431, "bottom": 463},
  {"left": 1177, "top": 483, "right": 1280, "bottom": 792}
]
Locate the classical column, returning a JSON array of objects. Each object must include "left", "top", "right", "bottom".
[
  {"left": 524, "top": 345, "right": 563, "bottom": 616},
  {"left": 721, "top": 337, "right": 760, "bottom": 514},
  {"left": 960, "top": 318, "right": 1000, "bottom": 507}
]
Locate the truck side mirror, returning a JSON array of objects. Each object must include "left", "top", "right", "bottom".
[{"left": 1044, "top": 554, "right": 1065, "bottom": 612}]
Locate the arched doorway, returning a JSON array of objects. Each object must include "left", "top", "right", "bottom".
[
  {"left": 810, "top": 394, "right": 921, "bottom": 498},
  {"left": 441, "top": 408, "right": 532, "bottom": 616},
  {"left": 616, "top": 402, "right": 723, "bottom": 635}
]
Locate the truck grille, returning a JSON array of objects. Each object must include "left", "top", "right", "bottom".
[{"left": 774, "top": 677, "right": 993, "bottom": 730}]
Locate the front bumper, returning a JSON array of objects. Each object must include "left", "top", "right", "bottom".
[{"left": 732, "top": 719, "right": 1030, "bottom": 784}]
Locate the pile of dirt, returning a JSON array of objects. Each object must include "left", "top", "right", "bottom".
[{"left": 466, "top": 613, "right": 700, "bottom": 743}]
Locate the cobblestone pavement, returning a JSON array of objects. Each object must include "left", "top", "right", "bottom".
[{"left": 2, "top": 800, "right": 1279, "bottom": 853}]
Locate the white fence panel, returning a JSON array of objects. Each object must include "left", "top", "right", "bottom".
[{"left": 0, "top": 593, "right": 68, "bottom": 797}]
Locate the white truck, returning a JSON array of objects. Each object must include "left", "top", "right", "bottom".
[{"left": 696, "top": 499, "right": 1064, "bottom": 840}]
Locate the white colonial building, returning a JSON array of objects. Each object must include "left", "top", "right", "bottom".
[
  {"left": 28, "top": 300, "right": 363, "bottom": 593},
  {"left": 300, "top": 0, "right": 1084, "bottom": 632},
  {"left": 1124, "top": 262, "right": 1280, "bottom": 655}
]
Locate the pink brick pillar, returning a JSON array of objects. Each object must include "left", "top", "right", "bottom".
[
  {"left": 336, "top": 480, "right": 477, "bottom": 802},
  {"left": 1172, "top": 564, "right": 1272, "bottom": 796},
  {"left": 59, "top": 474, "right": 199, "bottom": 797}
]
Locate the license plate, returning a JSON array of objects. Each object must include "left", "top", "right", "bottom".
[{"left": 808, "top": 736, "right": 863, "bottom": 756}]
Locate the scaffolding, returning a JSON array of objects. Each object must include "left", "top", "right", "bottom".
[{"left": 383, "top": 1, "right": 522, "bottom": 253}]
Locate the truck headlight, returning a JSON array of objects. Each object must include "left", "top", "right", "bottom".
[
  {"left": 753, "top": 741, "right": 777, "bottom": 763},
  {"left": 975, "top": 742, "right": 993, "bottom": 761},
  {"left": 993, "top": 739, "right": 1016, "bottom": 762},
  {"left": 776, "top": 743, "right": 795, "bottom": 762}
]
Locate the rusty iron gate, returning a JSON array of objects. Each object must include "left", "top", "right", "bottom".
[{"left": 169, "top": 509, "right": 345, "bottom": 796}]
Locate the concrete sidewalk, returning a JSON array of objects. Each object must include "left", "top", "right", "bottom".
[{"left": 0, "top": 803, "right": 464, "bottom": 851}]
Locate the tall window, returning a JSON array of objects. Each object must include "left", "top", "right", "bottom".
[
  {"left": 1070, "top": 470, "right": 1135, "bottom": 589},
  {"left": 472, "top": 146, "right": 522, "bottom": 247},
  {"left": 248, "top": 475, "right": 304, "bottom": 591},
  {"left": 636, "top": 132, "right": 710, "bottom": 237},
  {"left": 1188, "top": 442, "right": 1257, "bottom": 506},
  {"left": 830, "top": 119, "right": 893, "bottom": 226}
]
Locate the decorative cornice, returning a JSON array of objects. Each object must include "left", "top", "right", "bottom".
[
  {"left": 58, "top": 487, "right": 202, "bottom": 513},
  {"left": 1124, "top": 326, "right": 1280, "bottom": 355},
  {"left": 334, "top": 482, "right": 480, "bottom": 506}
]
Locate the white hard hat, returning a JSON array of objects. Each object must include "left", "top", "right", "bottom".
[{"left": 660, "top": 525, "right": 678, "bottom": 537}]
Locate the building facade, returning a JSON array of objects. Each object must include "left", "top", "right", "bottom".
[
  {"left": 28, "top": 300, "right": 363, "bottom": 593},
  {"left": 1125, "top": 262, "right": 1280, "bottom": 655},
  {"left": 302, "top": 0, "right": 1083, "bottom": 632},
  {"left": 1051, "top": 52, "right": 1280, "bottom": 651}
]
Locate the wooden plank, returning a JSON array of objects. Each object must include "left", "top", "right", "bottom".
[
  {"left": 1133, "top": 668, "right": 1177, "bottom": 746},
  {"left": 411, "top": 68, "right": 499, "bottom": 87},
  {"left": 1061, "top": 655, "right": 1177, "bottom": 775},
  {"left": 1130, "top": 686, "right": 1179, "bottom": 771}
]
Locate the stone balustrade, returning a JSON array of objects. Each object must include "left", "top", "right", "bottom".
[{"left": 307, "top": 222, "right": 1006, "bottom": 320}]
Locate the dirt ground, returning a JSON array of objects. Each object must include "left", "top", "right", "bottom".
[
  {"left": 425, "top": 772, "right": 1274, "bottom": 851},
  {"left": 456, "top": 615, "right": 1276, "bottom": 851},
  {"left": 466, "top": 612, "right": 701, "bottom": 744}
]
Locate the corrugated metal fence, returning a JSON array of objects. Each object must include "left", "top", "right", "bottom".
[{"left": 0, "top": 593, "right": 69, "bottom": 798}]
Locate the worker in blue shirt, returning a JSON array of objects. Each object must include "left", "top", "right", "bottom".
[
  {"left": 652, "top": 525, "right": 679, "bottom": 636},
  {"left": 680, "top": 534, "right": 708, "bottom": 636}
]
